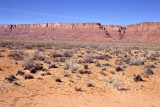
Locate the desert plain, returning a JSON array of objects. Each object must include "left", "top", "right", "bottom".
[{"left": 0, "top": 40, "right": 160, "bottom": 107}]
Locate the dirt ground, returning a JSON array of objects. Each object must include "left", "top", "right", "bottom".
[{"left": 0, "top": 41, "right": 160, "bottom": 107}]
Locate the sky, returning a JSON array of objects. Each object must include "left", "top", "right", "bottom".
[{"left": 0, "top": 0, "right": 159, "bottom": 25}]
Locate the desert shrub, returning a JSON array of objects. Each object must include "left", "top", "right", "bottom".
[
  {"left": 78, "top": 70, "right": 92, "bottom": 74},
  {"left": 32, "top": 61, "right": 43, "bottom": 70},
  {"left": 44, "top": 60, "right": 51, "bottom": 64},
  {"left": 41, "top": 72, "right": 52, "bottom": 76},
  {"left": 86, "top": 83, "right": 94, "bottom": 87},
  {"left": 130, "top": 56, "right": 146, "bottom": 65},
  {"left": 145, "top": 68, "right": 154, "bottom": 75},
  {"left": 25, "top": 45, "right": 33, "bottom": 49},
  {"left": 55, "top": 78, "right": 62, "bottom": 82},
  {"left": 115, "top": 66, "right": 123, "bottom": 72},
  {"left": 65, "top": 59, "right": 78, "bottom": 73},
  {"left": 33, "top": 51, "right": 44, "bottom": 61},
  {"left": 95, "top": 63, "right": 101, "bottom": 67},
  {"left": 84, "top": 54, "right": 94, "bottom": 63},
  {"left": 24, "top": 75, "right": 34, "bottom": 79},
  {"left": 51, "top": 49, "right": 73, "bottom": 58},
  {"left": 8, "top": 50, "right": 29, "bottom": 60},
  {"left": 30, "top": 68, "right": 37, "bottom": 74},
  {"left": 133, "top": 50, "right": 139, "bottom": 54},
  {"left": 37, "top": 77, "right": 43, "bottom": 80},
  {"left": 5, "top": 75, "right": 17, "bottom": 83},
  {"left": 75, "top": 87, "right": 82, "bottom": 91},
  {"left": 52, "top": 50, "right": 63, "bottom": 58},
  {"left": 84, "top": 64, "right": 88, "bottom": 69},
  {"left": 53, "top": 57, "right": 66, "bottom": 62},
  {"left": 46, "top": 72, "right": 52, "bottom": 75},
  {"left": 100, "top": 71, "right": 107, "bottom": 76},
  {"left": 14, "top": 82, "right": 20, "bottom": 86},
  {"left": 94, "top": 54, "right": 112, "bottom": 60},
  {"left": 102, "top": 63, "right": 111, "bottom": 67},
  {"left": 145, "top": 64, "right": 156, "bottom": 69},
  {"left": 64, "top": 73, "right": 71, "bottom": 77},
  {"left": 22, "top": 53, "right": 43, "bottom": 70},
  {"left": 133, "top": 74, "right": 143, "bottom": 81},
  {"left": 113, "top": 78, "right": 124, "bottom": 90},
  {"left": 147, "top": 51, "right": 159, "bottom": 60},
  {"left": 109, "top": 71, "right": 115, "bottom": 74},
  {"left": 62, "top": 49, "right": 73, "bottom": 57},
  {"left": 16, "top": 70, "right": 25, "bottom": 75},
  {"left": 21, "top": 54, "right": 34, "bottom": 70},
  {"left": 48, "top": 64, "right": 58, "bottom": 69},
  {"left": 118, "top": 53, "right": 127, "bottom": 58}
]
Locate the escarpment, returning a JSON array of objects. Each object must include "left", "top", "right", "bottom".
[{"left": 0, "top": 22, "right": 160, "bottom": 43}]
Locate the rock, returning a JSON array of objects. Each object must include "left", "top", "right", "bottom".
[{"left": 0, "top": 22, "right": 160, "bottom": 43}]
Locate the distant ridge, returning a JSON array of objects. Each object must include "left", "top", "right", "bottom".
[{"left": 0, "top": 22, "right": 160, "bottom": 43}]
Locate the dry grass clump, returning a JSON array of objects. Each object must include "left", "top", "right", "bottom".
[
  {"left": 53, "top": 57, "right": 66, "bottom": 63},
  {"left": 33, "top": 51, "right": 44, "bottom": 61},
  {"left": 21, "top": 54, "right": 34, "bottom": 70},
  {"left": 145, "top": 68, "right": 154, "bottom": 75},
  {"left": 147, "top": 51, "right": 159, "bottom": 60},
  {"left": 84, "top": 54, "right": 94, "bottom": 63},
  {"left": 130, "top": 56, "right": 146, "bottom": 65},
  {"left": 21, "top": 54, "right": 43, "bottom": 71},
  {"left": 65, "top": 59, "right": 78, "bottom": 73},
  {"left": 51, "top": 49, "right": 73, "bottom": 58},
  {"left": 8, "top": 50, "right": 29, "bottom": 60},
  {"left": 113, "top": 78, "right": 124, "bottom": 90},
  {"left": 94, "top": 54, "right": 112, "bottom": 60}
]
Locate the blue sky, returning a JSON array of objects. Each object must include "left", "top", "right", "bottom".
[{"left": 0, "top": 0, "right": 159, "bottom": 25}]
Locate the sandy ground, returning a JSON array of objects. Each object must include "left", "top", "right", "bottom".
[{"left": 0, "top": 46, "right": 160, "bottom": 107}]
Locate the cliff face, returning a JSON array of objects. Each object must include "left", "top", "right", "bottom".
[
  {"left": 124, "top": 22, "right": 160, "bottom": 43},
  {"left": 0, "top": 22, "right": 160, "bottom": 43}
]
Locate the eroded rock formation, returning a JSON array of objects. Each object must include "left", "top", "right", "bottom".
[{"left": 0, "top": 22, "right": 160, "bottom": 43}]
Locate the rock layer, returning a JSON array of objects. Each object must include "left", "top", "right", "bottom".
[{"left": 0, "top": 22, "right": 160, "bottom": 43}]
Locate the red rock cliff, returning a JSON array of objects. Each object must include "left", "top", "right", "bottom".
[{"left": 0, "top": 22, "right": 160, "bottom": 43}]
